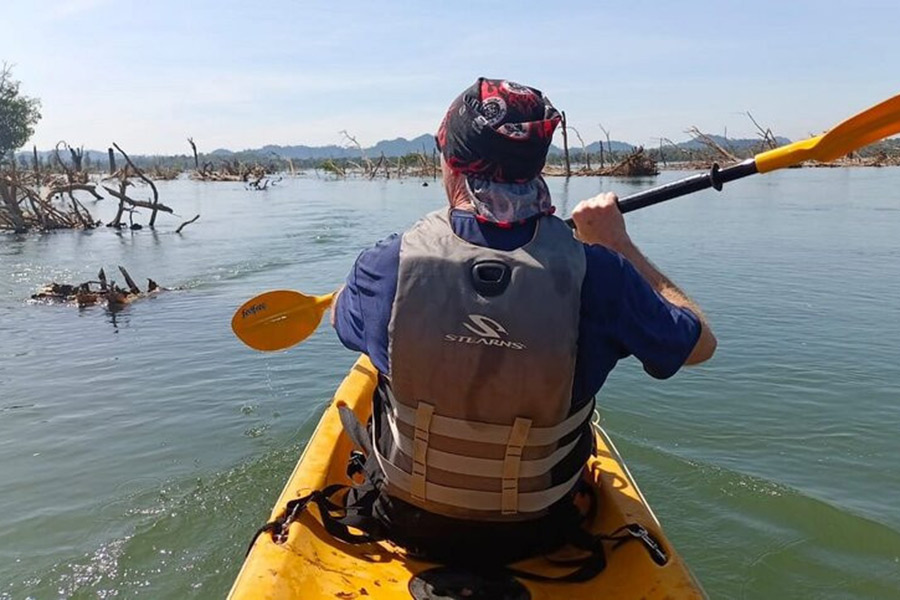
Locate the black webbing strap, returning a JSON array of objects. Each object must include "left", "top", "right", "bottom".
[
  {"left": 245, "top": 482, "right": 386, "bottom": 557},
  {"left": 502, "top": 523, "right": 667, "bottom": 583},
  {"left": 502, "top": 526, "right": 606, "bottom": 583},
  {"left": 338, "top": 404, "right": 373, "bottom": 456},
  {"left": 245, "top": 406, "right": 388, "bottom": 557}
]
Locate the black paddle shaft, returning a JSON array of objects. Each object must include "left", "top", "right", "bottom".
[{"left": 564, "top": 158, "right": 758, "bottom": 227}]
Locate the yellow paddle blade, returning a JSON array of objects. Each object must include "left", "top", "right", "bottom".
[
  {"left": 231, "top": 290, "right": 335, "bottom": 352},
  {"left": 756, "top": 93, "right": 900, "bottom": 173}
]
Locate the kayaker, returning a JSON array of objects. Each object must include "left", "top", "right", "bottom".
[{"left": 330, "top": 77, "right": 716, "bottom": 565}]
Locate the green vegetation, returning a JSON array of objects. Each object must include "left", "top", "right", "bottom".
[{"left": 0, "top": 64, "right": 41, "bottom": 163}]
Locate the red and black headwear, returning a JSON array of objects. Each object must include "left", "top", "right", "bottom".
[{"left": 436, "top": 78, "right": 561, "bottom": 225}]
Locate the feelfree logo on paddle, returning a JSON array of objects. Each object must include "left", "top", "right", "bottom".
[
  {"left": 444, "top": 314, "right": 527, "bottom": 350},
  {"left": 241, "top": 303, "right": 266, "bottom": 319}
]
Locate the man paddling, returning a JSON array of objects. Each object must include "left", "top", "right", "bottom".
[{"left": 331, "top": 77, "right": 716, "bottom": 563}]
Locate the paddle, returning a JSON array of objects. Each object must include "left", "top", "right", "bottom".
[
  {"left": 232, "top": 290, "right": 334, "bottom": 351},
  {"left": 564, "top": 92, "right": 900, "bottom": 223}
]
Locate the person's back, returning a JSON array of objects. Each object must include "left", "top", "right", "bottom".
[{"left": 331, "top": 77, "right": 716, "bottom": 562}]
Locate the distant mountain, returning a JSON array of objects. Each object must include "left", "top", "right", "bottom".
[
  {"left": 24, "top": 148, "right": 109, "bottom": 162},
  {"left": 255, "top": 143, "right": 351, "bottom": 160},
  {"left": 549, "top": 140, "right": 635, "bottom": 154},
  {"left": 254, "top": 134, "right": 437, "bottom": 160},
  {"left": 16, "top": 133, "right": 797, "bottom": 164},
  {"left": 677, "top": 134, "right": 791, "bottom": 152},
  {"left": 370, "top": 134, "right": 436, "bottom": 157}
]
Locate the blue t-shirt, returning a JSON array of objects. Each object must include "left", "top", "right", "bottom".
[{"left": 333, "top": 209, "right": 701, "bottom": 402}]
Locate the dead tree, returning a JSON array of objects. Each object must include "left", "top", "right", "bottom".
[
  {"left": 0, "top": 169, "right": 98, "bottom": 231},
  {"left": 745, "top": 112, "right": 779, "bottom": 150},
  {"left": 32, "top": 146, "right": 40, "bottom": 181},
  {"left": 187, "top": 137, "right": 200, "bottom": 170},
  {"left": 102, "top": 181, "right": 173, "bottom": 226},
  {"left": 568, "top": 124, "right": 591, "bottom": 171},
  {"left": 369, "top": 153, "right": 386, "bottom": 180},
  {"left": 686, "top": 126, "right": 739, "bottom": 163},
  {"left": 598, "top": 123, "right": 613, "bottom": 167},
  {"left": 112, "top": 143, "right": 162, "bottom": 227},
  {"left": 339, "top": 130, "right": 374, "bottom": 176},
  {"left": 0, "top": 178, "right": 27, "bottom": 232},
  {"left": 655, "top": 137, "right": 668, "bottom": 168},
  {"left": 561, "top": 111, "right": 571, "bottom": 177},
  {"left": 68, "top": 145, "right": 84, "bottom": 173}
]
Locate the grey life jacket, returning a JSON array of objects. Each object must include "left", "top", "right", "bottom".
[{"left": 373, "top": 209, "right": 591, "bottom": 522}]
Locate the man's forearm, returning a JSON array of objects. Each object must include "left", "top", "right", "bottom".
[
  {"left": 615, "top": 239, "right": 717, "bottom": 364},
  {"left": 570, "top": 191, "right": 716, "bottom": 364},
  {"left": 616, "top": 240, "right": 703, "bottom": 316}
]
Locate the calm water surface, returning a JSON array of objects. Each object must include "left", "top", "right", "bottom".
[{"left": 1, "top": 169, "right": 899, "bottom": 598}]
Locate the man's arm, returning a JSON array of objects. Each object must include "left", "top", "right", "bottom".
[
  {"left": 330, "top": 234, "right": 402, "bottom": 373},
  {"left": 571, "top": 192, "right": 717, "bottom": 365}
]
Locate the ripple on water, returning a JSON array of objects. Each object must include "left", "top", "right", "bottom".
[
  {"left": 4, "top": 410, "right": 323, "bottom": 599},
  {"left": 608, "top": 431, "right": 900, "bottom": 599}
]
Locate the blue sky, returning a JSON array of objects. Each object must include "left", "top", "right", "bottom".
[{"left": 2, "top": 0, "right": 899, "bottom": 154}]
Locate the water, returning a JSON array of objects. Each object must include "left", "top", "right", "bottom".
[{"left": 1, "top": 169, "right": 899, "bottom": 598}]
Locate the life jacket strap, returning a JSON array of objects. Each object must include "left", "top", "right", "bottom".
[
  {"left": 411, "top": 402, "right": 434, "bottom": 501},
  {"left": 389, "top": 422, "right": 580, "bottom": 479},
  {"left": 374, "top": 443, "right": 583, "bottom": 514},
  {"left": 387, "top": 392, "right": 595, "bottom": 447},
  {"left": 501, "top": 417, "right": 532, "bottom": 514}
]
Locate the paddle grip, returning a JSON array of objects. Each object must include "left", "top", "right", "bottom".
[{"left": 564, "top": 158, "right": 758, "bottom": 228}]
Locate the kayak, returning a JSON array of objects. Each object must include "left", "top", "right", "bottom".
[{"left": 228, "top": 356, "right": 706, "bottom": 599}]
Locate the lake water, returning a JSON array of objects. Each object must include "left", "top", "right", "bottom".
[{"left": 1, "top": 169, "right": 899, "bottom": 599}]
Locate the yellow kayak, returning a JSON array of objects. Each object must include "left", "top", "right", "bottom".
[{"left": 229, "top": 356, "right": 706, "bottom": 599}]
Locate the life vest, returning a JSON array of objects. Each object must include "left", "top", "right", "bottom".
[{"left": 373, "top": 209, "right": 592, "bottom": 521}]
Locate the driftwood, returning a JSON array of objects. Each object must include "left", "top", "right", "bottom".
[
  {"left": 31, "top": 266, "right": 164, "bottom": 310},
  {"left": 600, "top": 147, "right": 659, "bottom": 176},
  {"left": 118, "top": 265, "right": 140, "bottom": 294},
  {"left": 544, "top": 147, "right": 658, "bottom": 177},
  {"left": 193, "top": 159, "right": 269, "bottom": 182}
]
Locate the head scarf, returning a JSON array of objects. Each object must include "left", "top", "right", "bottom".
[{"left": 436, "top": 78, "right": 561, "bottom": 226}]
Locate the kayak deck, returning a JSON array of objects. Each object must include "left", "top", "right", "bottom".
[{"left": 229, "top": 356, "right": 706, "bottom": 599}]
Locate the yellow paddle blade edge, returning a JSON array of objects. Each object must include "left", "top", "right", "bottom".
[
  {"left": 231, "top": 290, "right": 335, "bottom": 352},
  {"left": 756, "top": 93, "right": 900, "bottom": 173}
]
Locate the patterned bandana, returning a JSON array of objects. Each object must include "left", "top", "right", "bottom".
[{"left": 436, "top": 78, "right": 561, "bottom": 225}]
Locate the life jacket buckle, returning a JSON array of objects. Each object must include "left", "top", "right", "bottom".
[{"left": 347, "top": 450, "right": 367, "bottom": 480}]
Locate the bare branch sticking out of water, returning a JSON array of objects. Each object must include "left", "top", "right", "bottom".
[{"left": 175, "top": 214, "right": 200, "bottom": 234}]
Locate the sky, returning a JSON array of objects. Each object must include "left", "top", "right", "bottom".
[{"left": 2, "top": 0, "right": 899, "bottom": 154}]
